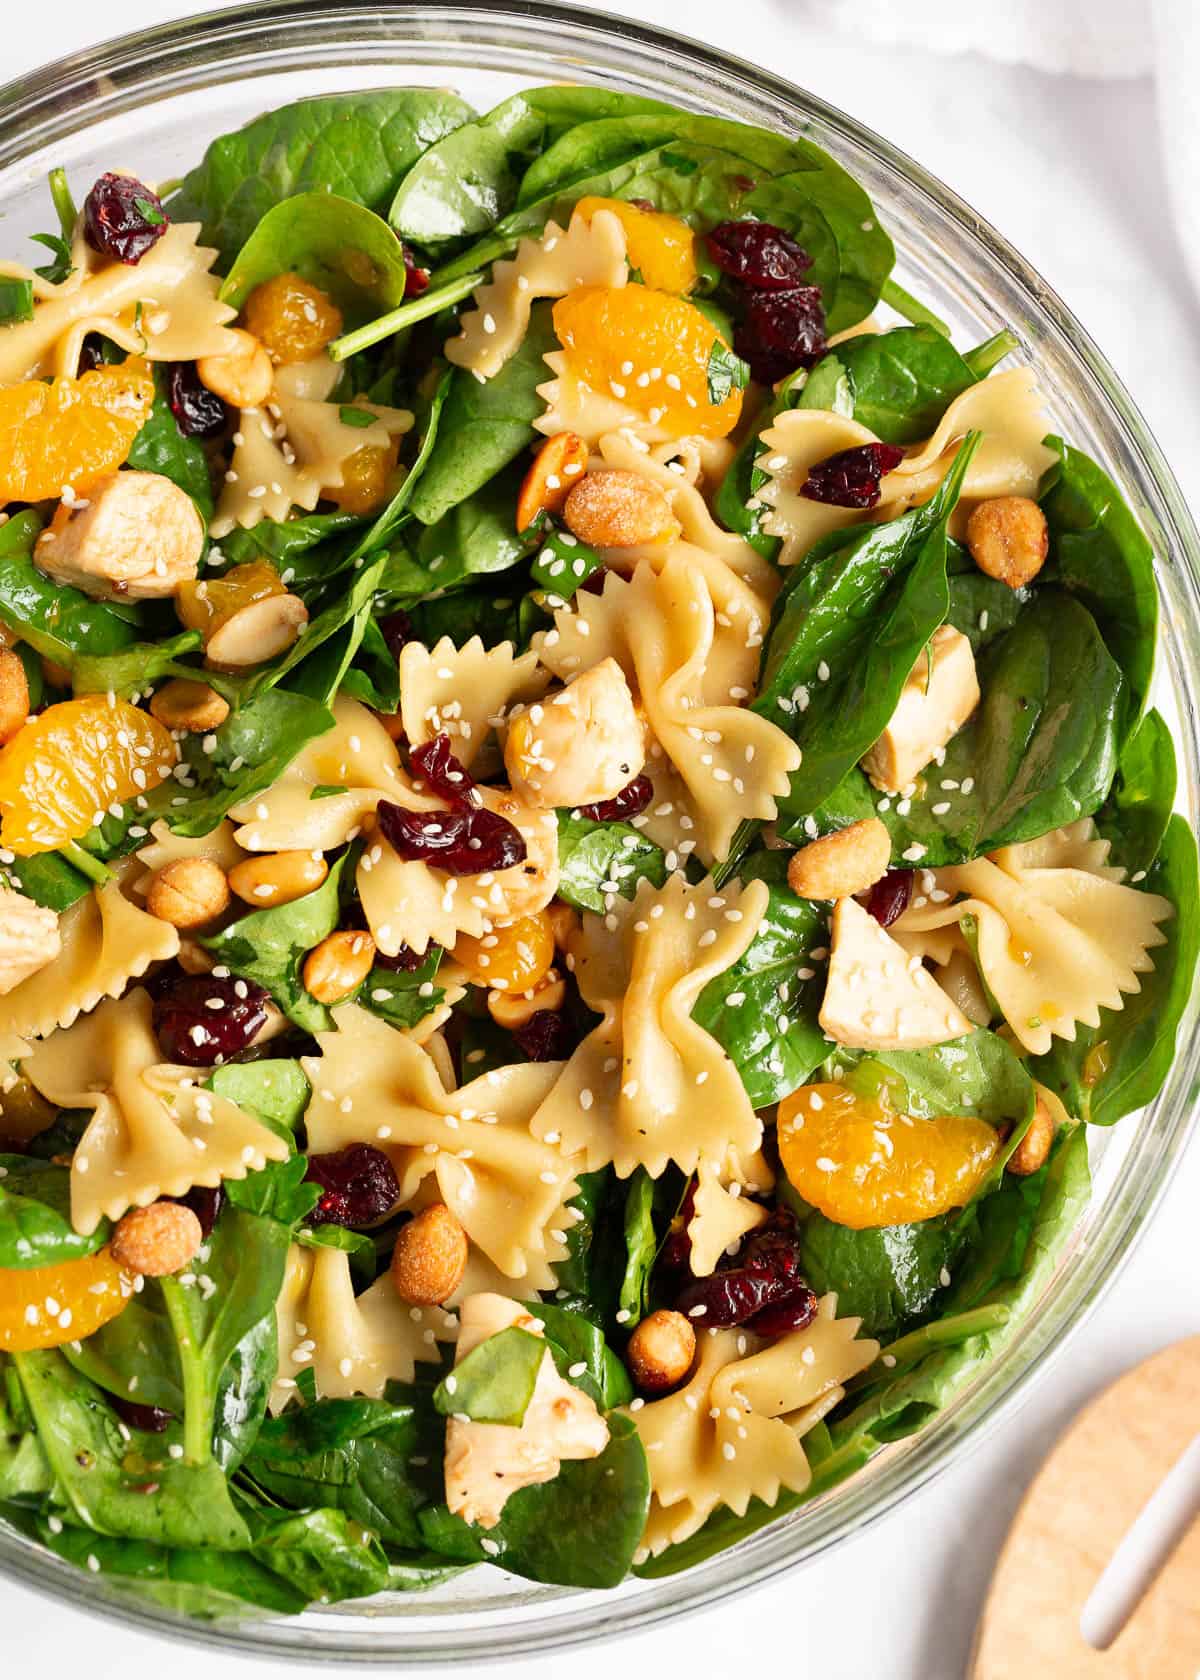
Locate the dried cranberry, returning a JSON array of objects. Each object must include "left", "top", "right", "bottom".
[
  {"left": 304, "top": 1143, "right": 399, "bottom": 1227},
  {"left": 83, "top": 173, "right": 169, "bottom": 265},
  {"left": 734, "top": 285, "right": 827, "bottom": 385},
  {"left": 801, "top": 442, "right": 905, "bottom": 509},
  {"left": 865, "top": 867, "right": 912, "bottom": 928},
  {"left": 378, "top": 610, "right": 414, "bottom": 660},
  {"left": 168, "top": 1184, "right": 223, "bottom": 1239},
  {"left": 705, "top": 220, "right": 813, "bottom": 291},
  {"left": 674, "top": 1210, "right": 816, "bottom": 1334},
  {"left": 654, "top": 1180, "right": 698, "bottom": 1283},
  {"left": 744, "top": 1291, "right": 819, "bottom": 1337},
  {"left": 167, "top": 361, "right": 230, "bottom": 440},
  {"left": 513, "top": 1009, "right": 574, "bottom": 1062},
  {"left": 111, "top": 1397, "right": 172, "bottom": 1433},
  {"left": 576, "top": 773, "right": 653, "bottom": 823},
  {"left": 76, "top": 333, "right": 108, "bottom": 375},
  {"left": 373, "top": 942, "right": 425, "bottom": 973},
  {"left": 151, "top": 974, "right": 270, "bottom": 1067},
  {"left": 410, "top": 732, "right": 478, "bottom": 808},
  {"left": 376, "top": 800, "right": 526, "bottom": 875},
  {"left": 401, "top": 243, "right": 430, "bottom": 298}
]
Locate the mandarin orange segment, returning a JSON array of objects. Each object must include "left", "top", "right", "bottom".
[
  {"left": 243, "top": 272, "right": 343, "bottom": 364},
  {"left": 454, "top": 910, "right": 556, "bottom": 992},
  {"left": 176, "top": 559, "right": 286, "bottom": 638},
  {"left": 0, "top": 368, "right": 155, "bottom": 502},
  {"left": 552, "top": 284, "right": 742, "bottom": 440},
  {"left": 0, "top": 1248, "right": 133, "bottom": 1352},
  {"left": 0, "top": 695, "right": 177, "bottom": 855},
  {"left": 777, "top": 1081, "right": 1001, "bottom": 1230},
  {"left": 576, "top": 197, "right": 697, "bottom": 293},
  {"left": 327, "top": 438, "right": 400, "bottom": 515}
]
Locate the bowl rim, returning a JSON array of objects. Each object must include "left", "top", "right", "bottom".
[{"left": 0, "top": 0, "right": 1197, "bottom": 1664}]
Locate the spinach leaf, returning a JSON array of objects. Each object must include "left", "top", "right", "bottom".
[
  {"left": 0, "top": 510, "right": 145, "bottom": 668},
  {"left": 1095, "top": 706, "right": 1176, "bottom": 876},
  {"left": 405, "top": 572, "right": 547, "bottom": 654},
  {"left": 223, "top": 1152, "right": 320, "bottom": 1227},
  {"left": 527, "top": 1300, "right": 633, "bottom": 1413},
  {"left": 433, "top": 1327, "right": 546, "bottom": 1426},
  {"left": 944, "top": 541, "right": 1026, "bottom": 654},
  {"left": 0, "top": 1155, "right": 109, "bottom": 1267},
  {"left": 530, "top": 526, "right": 604, "bottom": 598},
  {"left": 168, "top": 90, "right": 477, "bottom": 263},
  {"left": 618, "top": 1169, "right": 658, "bottom": 1325},
  {"left": 555, "top": 810, "right": 669, "bottom": 913},
  {"left": 550, "top": 1167, "right": 625, "bottom": 1325},
  {"left": 0, "top": 850, "right": 93, "bottom": 912},
  {"left": 1033, "top": 815, "right": 1198, "bottom": 1126},
  {"left": 125, "top": 368, "right": 214, "bottom": 520},
  {"left": 839, "top": 1030, "right": 1036, "bottom": 1137},
  {"left": 346, "top": 366, "right": 452, "bottom": 561},
  {"left": 360, "top": 950, "right": 445, "bottom": 1031},
  {"left": 202, "top": 850, "right": 350, "bottom": 1033},
  {"left": 823, "top": 325, "right": 978, "bottom": 444},
  {"left": 218, "top": 509, "right": 366, "bottom": 579},
  {"left": 220, "top": 193, "right": 409, "bottom": 323},
  {"left": 69, "top": 631, "right": 203, "bottom": 698},
  {"left": 694, "top": 852, "right": 830, "bottom": 1106},
  {"left": 796, "top": 1209, "right": 970, "bottom": 1338},
  {"left": 395, "top": 472, "right": 540, "bottom": 596},
  {"left": 209, "top": 1059, "right": 311, "bottom": 1139},
  {"left": 169, "top": 688, "right": 334, "bottom": 836},
  {"left": 759, "top": 437, "right": 976, "bottom": 812},
  {"left": 243, "top": 1504, "right": 390, "bottom": 1603}
]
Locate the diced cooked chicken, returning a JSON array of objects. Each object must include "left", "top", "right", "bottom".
[
  {"left": 35, "top": 470, "right": 205, "bottom": 601},
  {"left": 444, "top": 1293, "right": 609, "bottom": 1531},
  {"left": 504, "top": 659, "right": 644, "bottom": 809},
  {"left": 0, "top": 888, "right": 61, "bottom": 996},
  {"left": 861, "top": 625, "right": 980, "bottom": 795},
  {"left": 819, "top": 896, "right": 971, "bottom": 1051}
]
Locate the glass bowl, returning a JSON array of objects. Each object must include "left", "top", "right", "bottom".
[{"left": 1, "top": 1, "right": 1197, "bottom": 1662}]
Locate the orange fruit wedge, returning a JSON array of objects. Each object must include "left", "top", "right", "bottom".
[
  {"left": 0, "top": 367, "right": 155, "bottom": 502},
  {"left": 576, "top": 197, "right": 697, "bottom": 293}
]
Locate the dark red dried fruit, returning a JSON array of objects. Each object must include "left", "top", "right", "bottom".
[
  {"left": 801, "top": 442, "right": 905, "bottom": 509},
  {"left": 111, "top": 1396, "right": 173, "bottom": 1433},
  {"left": 734, "top": 285, "right": 827, "bottom": 385},
  {"left": 513, "top": 1009, "right": 574, "bottom": 1062},
  {"left": 150, "top": 974, "right": 270, "bottom": 1067},
  {"left": 743, "top": 1290, "right": 819, "bottom": 1337},
  {"left": 401, "top": 243, "right": 430, "bottom": 298},
  {"left": 865, "top": 867, "right": 912, "bottom": 928},
  {"left": 304, "top": 1143, "right": 399, "bottom": 1227},
  {"left": 674, "top": 1210, "right": 816, "bottom": 1334},
  {"left": 168, "top": 1184, "right": 224, "bottom": 1239},
  {"left": 373, "top": 942, "right": 426, "bottom": 973},
  {"left": 410, "top": 732, "right": 477, "bottom": 808},
  {"left": 76, "top": 334, "right": 108, "bottom": 376},
  {"left": 376, "top": 800, "right": 527, "bottom": 875},
  {"left": 83, "top": 173, "right": 169, "bottom": 265},
  {"left": 167, "top": 361, "right": 230, "bottom": 440},
  {"left": 654, "top": 1180, "right": 698, "bottom": 1284},
  {"left": 705, "top": 220, "right": 813, "bottom": 291},
  {"left": 576, "top": 773, "right": 653, "bottom": 823},
  {"left": 378, "top": 610, "right": 414, "bottom": 660}
]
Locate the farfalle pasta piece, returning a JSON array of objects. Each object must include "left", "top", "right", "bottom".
[
  {"left": 271, "top": 1242, "right": 453, "bottom": 1412},
  {"left": 0, "top": 862, "right": 178, "bottom": 1045},
  {"left": 537, "top": 353, "right": 674, "bottom": 449},
  {"left": 634, "top": 1295, "right": 879, "bottom": 1560},
  {"left": 754, "top": 409, "right": 883, "bottom": 565},
  {"left": 399, "top": 636, "right": 548, "bottom": 767},
  {"left": 892, "top": 820, "right": 1173, "bottom": 1055},
  {"left": 530, "top": 872, "right": 769, "bottom": 1179},
  {"left": 446, "top": 206, "right": 627, "bottom": 382},
  {"left": 686, "top": 1157, "right": 770, "bottom": 1279},
  {"left": 134, "top": 817, "right": 248, "bottom": 887},
  {"left": 302, "top": 1004, "right": 579, "bottom": 1287},
  {"left": 21, "top": 990, "right": 290, "bottom": 1234},
  {"left": 0, "top": 222, "right": 241, "bottom": 385},
  {"left": 536, "top": 554, "right": 800, "bottom": 862}
]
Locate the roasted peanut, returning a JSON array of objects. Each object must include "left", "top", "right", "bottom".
[
  {"left": 563, "top": 468, "right": 681, "bottom": 548},
  {"left": 626, "top": 1309, "right": 696, "bottom": 1394},
  {"left": 966, "top": 495, "right": 1048, "bottom": 590},
  {"left": 303, "top": 929, "right": 376, "bottom": 1004},
  {"left": 110, "top": 1201, "right": 202, "bottom": 1277},
  {"left": 1008, "top": 1093, "right": 1057, "bottom": 1176},
  {"left": 391, "top": 1203, "right": 469, "bottom": 1306},
  {"left": 488, "top": 968, "right": 567, "bottom": 1030},
  {"left": 228, "top": 850, "right": 328, "bottom": 908},
  {"left": 145, "top": 857, "right": 230, "bottom": 929},
  {"left": 196, "top": 328, "right": 274, "bottom": 410},
  {"left": 787, "top": 818, "right": 891, "bottom": 901},
  {"left": 0, "top": 647, "right": 29, "bottom": 745},
  {"left": 454, "top": 911, "right": 556, "bottom": 993},
  {"left": 205, "top": 593, "right": 308, "bottom": 669},
  {"left": 150, "top": 678, "right": 230, "bottom": 733},
  {"left": 516, "top": 431, "right": 589, "bottom": 532}
]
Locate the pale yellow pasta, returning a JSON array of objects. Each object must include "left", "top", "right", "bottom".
[
  {"left": 134, "top": 817, "right": 248, "bottom": 889},
  {"left": 301, "top": 1004, "right": 580, "bottom": 1286},
  {"left": 633, "top": 1296, "right": 879, "bottom": 1559},
  {"left": 529, "top": 872, "right": 769, "bottom": 1178},
  {"left": 892, "top": 820, "right": 1173, "bottom": 1055},
  {"left": 446, "top": 207, "right": 627, "bottom": 382},
  {"left": 22, "top": 990, "right": 290, "bottom": 1234},
  {"left": 754, "top": 409, "right": 882, "bottom": 564},
  {"left": 537, "top": 355, "right": 674, "bottom": 448},
  {"left": 0, "top": 1033, "right": 30, "bottom": 1094},
  {"left": 686, "top": 1157, "right": 769, "bottom": 1279},
  {"left": 399, "top": 635, "right": 548, "bottom": 767},
  {"left": 536, "top": 555, "right": 800, "bottom": 862}
]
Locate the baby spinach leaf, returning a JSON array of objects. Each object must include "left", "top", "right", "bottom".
[
  {"left": 2, "top": 850, "right": 93, "bottom": 913},
  {"left": 69, "top": 630, "right": 202, "bottom": 698},
  {"left": 838, "top": 1030, "right": 1036, "bottom": 1136},
  {"left": 797, "top": 353, "right": 854, "bottom": 415},
  {"left": 433, "top": 1326, "right": 546, "bottom": 1426},
  {"left": 223, "top": 1152, "right": 320, "bottom": 1227},
  {"left": 217, "top": 509, "right": 366, "bottom": 576},
  {"left": 618, "top": 1169, "right": 658, "bottom": 1325},
  {"left": 203, "top": 850, "right": 350, "bottom": 1033},
  {"left": 796, "top": 1208, "right": 970, "bottom": 1338},
  {"left": 1095, "top": 706, "right": 1176, "bottom": 876},
  {"left": 824, "top": 325, "right": 977, "bottom": 444},
  {"left": 243, "top": 1504, "right": 391, "bottom": 1603},
  {"left": 944, "top": 542, "right": 1026, "bottom": 654},
  {"left": 169, "top": 89, "right": 477, "bottom": 264},
  {"left": 0, "top": 1156, "right": 109, "bottom": 1267},
  {"left": 527, "top": 1300, "right": 634, "bottom": 1413},
  {"left": 208, "top": 1059, "right": 311, "bottom": 1139},
  {"left": 170, "top": 688, "right": 335, "bottom": 836},
  {"left": 550, "top": 1167, "right": 627, "bottom": 1324},
  {"left": 555, "top": 810, "right": 669, "bottom": 913},
  {"left": 404, "top": 571, "right": 547, "bottom": 654},
  {"left": 125, "top": 368, "right": 214, "bottom": 520},
  {"left": 220, "top": 193, "right": 409, "bottom": 323},
  {"left": 360, "top": 950, "right": 445, "bottom": 1031}
]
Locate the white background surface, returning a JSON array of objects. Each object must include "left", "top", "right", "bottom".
[{"left": 3, "top": 2, "right": 1199, "bottom": 1675}]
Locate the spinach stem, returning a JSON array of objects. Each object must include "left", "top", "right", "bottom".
[
  {"left": 877, "top": 1303, "right": 1011, "bottom": 1370},
  {"left": 880, "top": 277, "right": 951, "bottom": 337},
  {"left": 48, "top": 168, "right": 77, "bottom": 243},
  {"left": 328, "top": 272, "right": 484, "bottom": 362},
  {"left": 160, "top": 1279, "right": 210, "bottom": 1465},
  {"left": 963, "top": 328, "right": 1021, "bottom": 379},
  {"left": 60, "top": 842, "right": 114, "bottom": 887}
]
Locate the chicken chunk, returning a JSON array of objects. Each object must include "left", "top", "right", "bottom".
[
  {"left": 444, "top": 1293, "right": 609, "bottom": 1531},
  {"left": 861, "top": 625, "right": 980, "bottom": 795},
  {"left": 504, "top": 659, "right": 644, "bottom": 809},
  {"left": 819, "top": 896, "right": 971, "bottom": 1051},
  {"left": 35, "top": 470, "right": 205, "bottom": 601},
  {"left": 0, "top": 888, "right": 61, "bottom": 996}
]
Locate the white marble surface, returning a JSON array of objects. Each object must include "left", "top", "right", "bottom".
[{"left": 2, "top": 3, "right": 1198, "bottom": 1674}]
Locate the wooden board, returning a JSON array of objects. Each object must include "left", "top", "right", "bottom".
[{"left": 972, "top": 1336, "right": 1200, "bottom": 1679}]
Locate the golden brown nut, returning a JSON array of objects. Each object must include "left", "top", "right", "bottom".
[
  {"left": 0, "top": 648, "right": 29, "bottom": 746},
  {"left": 391, "top": 1203, "right": 469, "bottom": 1306},
  {"left": 145, "top": 857, "right": 231, "bottom": 929},
  {"left": 205, "top": 594, "right": 308, "bottom": 669},
  {"left": 303, "top": 929, "right": 376, "bottom": 1004},
  {"left": 563, "top": 468, "right": 681, "bottom": 549},
  {"left": 787, "top": 818, "right": 891, "bottom": 902},
  {"left": 516, "top": 431, "right": 589, "bottom": 532},
  {"left": 626, "top": 1309, "right": 696, "bottom": 1394},
  {"left": 966, "top": 496, "right": 1049, "bottom": 590},
  {"left": 228, "top": 850, "right": 328, "bottom": 908},
  {"left": 1008, "top": 1093, "right": 1057, "bottom": 1176},
  {"left": 197, "top": 328, "right": 273, "bottom": 410},
  {"left": 110, "top": 1202, "right": 203, "bottom": 1277},
  {"left": 150, "top": 678, "right": 230, "bottom": 734}
]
